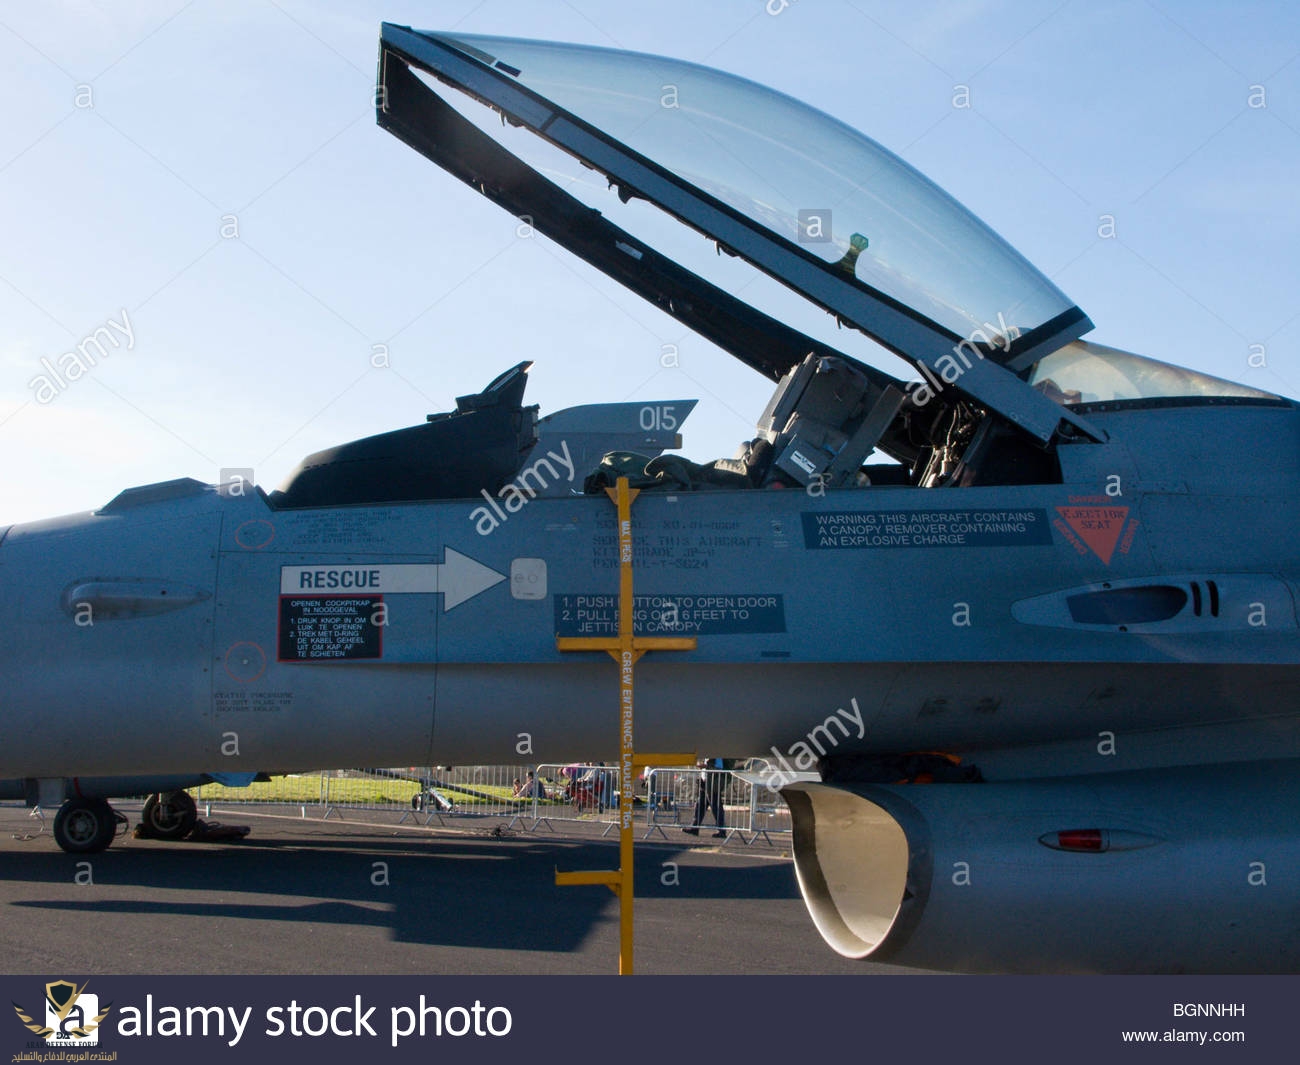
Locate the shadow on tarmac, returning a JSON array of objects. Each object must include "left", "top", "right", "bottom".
[{"left": 5, "top": 830, "right": 798, "bottom": 953}]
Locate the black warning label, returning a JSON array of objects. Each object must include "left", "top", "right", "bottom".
[
  {"left": 278, "top": 595, "right": 383, "bottom": 661},
  {"left": 802, "top": 509, "right": 1052, "bottom": 549}
]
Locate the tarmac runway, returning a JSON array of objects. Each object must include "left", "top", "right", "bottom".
[{"left": 0, "top": 803, "right": 920, "bottom": 976}]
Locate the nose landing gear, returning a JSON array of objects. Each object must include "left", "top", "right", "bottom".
[
  {"left": 52, "top": 797, "right": 127, "bottom": 854},
  {"left": 49, "top": 789, "right": 196, "bottom": 853}
]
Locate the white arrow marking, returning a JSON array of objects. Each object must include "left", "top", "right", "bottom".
[
  {"left": 280, "top": 549, "right": 507, "bottom": 611},
  {"left": 437, "top": 547, "right": 507, "bottom": 611}
]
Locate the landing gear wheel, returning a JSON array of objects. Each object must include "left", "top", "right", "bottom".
[
  {"left": 141, "top": 791, "right": 198, "bottom": 840},
  {"left": 53, "top": 798, "right": 117, "bottom": 854}
]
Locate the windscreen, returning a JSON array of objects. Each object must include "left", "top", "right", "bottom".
[{"left": 1030, "top": 340, "right": 1279, "bottom": 405}]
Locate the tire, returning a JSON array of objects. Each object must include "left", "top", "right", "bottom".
[
  {"left": 53, "top": 798, "right": 117, "bottom": 854},
  {"left": 141, "top": 791, "right": 198, "bottom": 840}
]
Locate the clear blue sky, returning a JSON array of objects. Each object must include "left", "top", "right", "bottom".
[{"left": 2, "top": 0, "right": 1298, "bottom": 526}]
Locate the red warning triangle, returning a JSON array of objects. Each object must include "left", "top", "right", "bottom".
[{"left": 1056, "top": 506, "right": 1128, "bottom": 565}]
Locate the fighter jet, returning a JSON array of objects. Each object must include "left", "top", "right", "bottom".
[{"left": 2, "top": 26, "right": 1296, "bottom": 973}]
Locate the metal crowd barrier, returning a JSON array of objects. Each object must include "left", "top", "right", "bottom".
[
  {"left": 404, "top": 765, "right": 569, "bottom": 827},
  {"left": 730, "top": 764, "right": 795, "bottom": 843},
  {"left": 643, "top": 765, "right": 793, "bottom": 843},
  {"left": 527, "top": 763, "right": 622, "bottom": 834},
  {"left": 189, "top": 762, "right": 793, "bottom": 842},
  {"left": 191, "top": 766, "right": 577, "bottom": 826},
  {"left": 192, "top": 771, "right": 330, "bottom": 818}
]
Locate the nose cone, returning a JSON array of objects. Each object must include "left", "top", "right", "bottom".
[
  {"left": 0, "top": 522, "right": 11, "bottom": 622},
  {"left": 0, "top": 523, "right": 24, "bottom": 776},
  {"left": 0, "top": 498, "right": 227, "bottom": 779}
]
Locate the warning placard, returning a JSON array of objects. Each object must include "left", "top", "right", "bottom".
[
  {"left": 278, "top": 596, "right": 383, "bottom": 661},
  {"left": 554, "top": 593, "right": 786, "bottom": 636},
  {"left": 802, "top": 509, "right": 1052, "bottom": 549},
  {"left": 1055, "top": 505, "right": 1129, "bottom": 565}
]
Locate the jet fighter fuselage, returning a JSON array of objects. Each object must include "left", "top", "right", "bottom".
[
  {"left": 2, "top": 383, "right": 1298, "bottom": 780},
  {"left": 3, "top": 25, "right": 1297, "bottom": 973}
]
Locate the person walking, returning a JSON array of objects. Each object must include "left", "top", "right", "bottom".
[{"left": 683, "top": 757, "right": 727, "bottom": 837}]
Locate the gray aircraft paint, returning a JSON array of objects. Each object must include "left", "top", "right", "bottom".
[
  {"left": 4, "top": 412, "right": 1296, "bottom": 778},
  {"left": 3, "top": 28, "right": 1297, "bottom": 973}
]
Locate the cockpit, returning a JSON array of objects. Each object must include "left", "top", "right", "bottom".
[
  {"left": 259, "top": 29, "right": 1288, "bottom": 510},
  {"left": 268, "top": 334, "right": 1282, "bottom": 509}
]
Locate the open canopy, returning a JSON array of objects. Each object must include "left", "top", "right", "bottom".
[
  {"left": 377, "top": 26, "right": 1106, "bottom": 443},
  {"left": 423, "top": 32, "right": 1079, "bottom": 347}
]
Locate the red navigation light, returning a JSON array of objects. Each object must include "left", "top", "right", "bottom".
[{"left": 1043, "top": 828, "right": 1105, "bottom": 852}]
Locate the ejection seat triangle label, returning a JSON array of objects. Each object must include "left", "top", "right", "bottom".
[{"left": 1055, "top": 506, "right": 1128, "bottom": 565}]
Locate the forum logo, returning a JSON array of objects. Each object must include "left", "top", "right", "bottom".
[{"left": 12, "top": 980, "right": 112, "bottom": 1045}]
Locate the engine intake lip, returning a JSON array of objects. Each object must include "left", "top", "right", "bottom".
[{"left": 785, "top": 782, "right": 930, "bottom": 960}]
